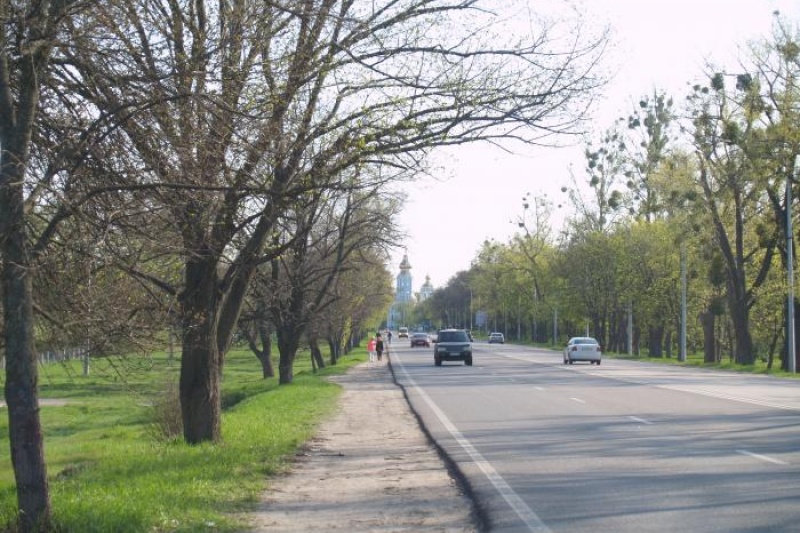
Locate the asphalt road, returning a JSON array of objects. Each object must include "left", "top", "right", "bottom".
[{"left": 389, "top": 341, "right": 800, "bottom": 533}]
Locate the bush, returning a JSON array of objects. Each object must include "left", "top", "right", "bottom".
[{"left": 146, "top": 378, "right": 182, "bottom": 441}]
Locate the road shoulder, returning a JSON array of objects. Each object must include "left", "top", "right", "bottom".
[{"left": 245, "top": 357, "right": 479, "bottom": 532}]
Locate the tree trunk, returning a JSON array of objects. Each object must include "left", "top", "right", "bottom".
[
  {"left": 327, "top": 339, "right": 337, "bottom": 365},
  {"left": 664, "top": 330, "right": 673, "bottom": 358},
  {"left": 272, "top": 256, "right": 307, "bottom": 384},
  {"left": 728, "top": 292, "right": 754, "bottom": 364},
  {"left": 2, "top": 242, "right": 51, "bottom": 533},
  {"left": 309, "top": 336, "right": 325, "bottom": 370},
  {"left": 277, "top": 328, "right": 301, "bottom": 384},
  {"left": 258, "top": 322, "right": 274, "bottom": 378},
  {"left": 243, "top": 320, "right": 274, "bottom": 378},
  {"left": 179, "top": 257, "right": 222, "bottom": 444},
  {"left": 700, "top": 310, "right": 716, "bottom": 364},
  {"left": 344, "top": 330, "right": 354, "bottom": 355},
  {"left": 259, "top": 349, "right": 274, "bottom": 378},
  {"left": 1, "top": 160, "right": 52, "bottom": 532},
  {"left": 647, "top": 325, "right": 664, "bottom": 357},
  {"left": 768, "top": 323, "right": 779, "bottom": 371}
]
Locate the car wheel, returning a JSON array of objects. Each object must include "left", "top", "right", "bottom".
[
  {"left": 563, "top": 358, "right": 568, "bottom": 364},
  {"left": 568, "top": 358, "right": 573, "bottom": 364},
  {"left": 465, "top": 357, "right": 473, "bottom": 366},
  {"left": 435, "top": 357, "right": 442, "bottom": 367},
  {"left": 596, "top": 360, "right": 601, "bottom": 365}
]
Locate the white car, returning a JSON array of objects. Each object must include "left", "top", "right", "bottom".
[
  {"left": 563, "top": 337, "right": 602, "bottom": 365},
  {"left": 488, "top": 332, "right": 505, "bottom": 344}
]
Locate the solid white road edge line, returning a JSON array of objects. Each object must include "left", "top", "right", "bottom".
[{"left": 392, "top": 353, "right": 552, "bottom": 533}]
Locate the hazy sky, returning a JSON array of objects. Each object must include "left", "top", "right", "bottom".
[{"left": 391, "top": 0, "right": 800, "bottom": 292}]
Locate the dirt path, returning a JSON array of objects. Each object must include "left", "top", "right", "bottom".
[{"left": 245, "top": 356, "right": 480, "bottom": 532}]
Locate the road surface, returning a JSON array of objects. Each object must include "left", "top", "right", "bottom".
[{"left": 391, "top": 341, "right": 800, "bottom": 532}]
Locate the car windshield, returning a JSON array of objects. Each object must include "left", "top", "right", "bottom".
[
  {"left": 438, "top": 330, "right": 469, "bottom": 343},
  {"left": 412, "top": 333, "right": 427, "bottom": 338}
]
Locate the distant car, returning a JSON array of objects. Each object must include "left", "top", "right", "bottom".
[
  {"left": 488, "top": 332, "right": 505, "bottom": 344},
  {"left": 398, "top": 327, "right": 409, "bottom": 338},
  {"left": 563, "top": 337, "right": 602, "bottom": 365},
  {"left": 410, "top": 332, "right": 431, "bottom": 347},
  {"left": 434, "top": 328, "right": 473, "bottom": 366}
]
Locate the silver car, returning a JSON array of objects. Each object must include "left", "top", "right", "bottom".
[{"left": 563, "top": 337, "right": 602, "bottom": 365}]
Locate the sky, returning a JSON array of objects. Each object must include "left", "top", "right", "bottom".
[{"left": 391, "top": 0, "right": 800, "bottom": 293}]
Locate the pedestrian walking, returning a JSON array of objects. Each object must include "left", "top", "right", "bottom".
[
  {"left": 375, "top": 333, "right": 385, "bottom": 362},
  {"left": 367, "top": 336, "right": 377, "bottom": 363}
]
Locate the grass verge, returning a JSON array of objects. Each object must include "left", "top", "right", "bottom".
[
  {"left": 520, "top": 340, "right": 798, "bottom": 378},
  {"left": 0, "top": 347, "right": 366, "bottom": 532}
]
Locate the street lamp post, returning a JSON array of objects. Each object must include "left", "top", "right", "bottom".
[
  {"left": 553, "top": 307, "right": 558, "bottom": 346},
  {"left": 679, "top": 242, "right": 687, "bottom": 362},
  {"left": 627, "top": 302, "right": 633, "bottom": 356},
  {"left": 469, "top": 288, "right": 473, "bottom": 331},
  {"left": 788, "top": 155, "right": 798, "bottom": 373}
]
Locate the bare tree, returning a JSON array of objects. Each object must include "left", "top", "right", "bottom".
[
  {"left": 239, "top": 264, "right": 277, "bottom": 378},
  {"left": 0, "top": 0, "right": 96, "bottom": 529},
  {"left": 564, "top": 126, "right": 629, "bottom": 234},
  {"left": 45, "top": 0, "right": 609, "bottom": 445},
  {"left": 269, "top": 174, "right": 400, "bottom": 381}
]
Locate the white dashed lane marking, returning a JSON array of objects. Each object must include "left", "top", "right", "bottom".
[{"left": 737, "top": 450, "right": 789, "bottom": 465}]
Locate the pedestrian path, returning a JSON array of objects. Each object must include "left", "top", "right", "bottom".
[{"left": 245, "top": 356, "right": 478, "bottom": 532}]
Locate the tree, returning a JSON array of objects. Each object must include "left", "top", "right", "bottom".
[
  {"left": 42, "top": 1, "right": 610, "bottom": 446},
  {"left": 315, "top": 247, "right": 394, "bottom": 362},
  {"left": 238, "top": 263, "right": 277, "bottom": 378},
  {"left": 513, "top": 195, "right": 554, "bottom": 308},
  {"left": 0, "top": 1, "right": 91, "bottom": 529},
  {"left": 624, "top": 90, "right": 676, "bottom": 222},
  {"left": 271, "top": 181, "right": 399, "bottom": 382},
  {"left": 626, "top": 221, "right": 681, "bottom": 357},
  {"left": 738, "top": 15, "right": 800, "bottom": 370},
  {"left": 688, "top": 71, "right": 780, "bottom": 364},
  {"left": 563, "top": 126, "right": 629, "bottom": 234}
]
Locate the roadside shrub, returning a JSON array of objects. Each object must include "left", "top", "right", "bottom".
[{"left": 146, "top": 379, "right": 182, "bottom": 441}]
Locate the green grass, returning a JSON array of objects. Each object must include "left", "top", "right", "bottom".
[{"left": 0, "top": 347, "right": 366, "bottom": 532}]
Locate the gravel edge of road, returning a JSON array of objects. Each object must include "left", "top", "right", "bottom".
[{"left": 245, "top": 353, "right": 488, "bottom": 532}]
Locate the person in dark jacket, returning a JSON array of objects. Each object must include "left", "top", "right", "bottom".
[{"left": 375, "top": 334, "right": 385, "bottom": 361}]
